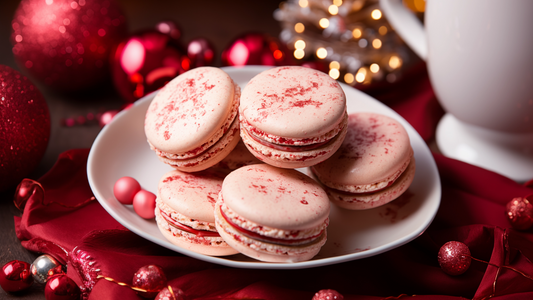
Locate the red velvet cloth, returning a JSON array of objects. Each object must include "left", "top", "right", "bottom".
[{"left": 14, "top": 65, "right": 533, "bottom": 299}]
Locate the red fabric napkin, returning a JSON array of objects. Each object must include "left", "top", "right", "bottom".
[{"left": 13, "top": 65, "right": 533, "bottom": 299}]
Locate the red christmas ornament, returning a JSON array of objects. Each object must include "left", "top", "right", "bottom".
[
  {"left": 10, "top": 0, "right": 127, "bottom": 92},
  {"left": 312, "top": 289, "right": 344, "bottom": 300},
  {"left": 133, "top": 190, "right": 157, "bottom": 219},
  {"left": 0, "top": 65, "right": 50, "bottom": 192},
  {"left": 221, "top": 32, "right": 294, "bottom": 67},
  {"left": 44, "top": 274, "right": 81, "bottom": 300},
  {"left": 114, "top": 176, "right": 142, "bottom": 205},
  {"left": 0, "top": 260, "right": 33, "bottom": 293},
  {"left": 438, "top": 241, "right": 472, "bottom": 276},
  {"left": 187, "top": 38, "right": 215, "bottom": 68},
  {"left": 111, "top": 21, "right": 189, "bottom": 103},
  {"left": 506, "top": 195, "right": 533, "bottom": 230},
  {"left": 132, "top": 265, "right": 167, "bottom": 298},
  {"left": 155, "top": 284, "right": 187, "bottom": 300}
]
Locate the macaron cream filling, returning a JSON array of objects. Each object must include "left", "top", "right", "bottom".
[
  {"left": 151, "top": 82, "right": 241, "bottom": 161},
  {"left": 157, "top": 198, "right": 218, "bottom": 232},
  {"left": 311, "top": 149, "right": 413, "bottom": 194},
  {"left": 217, "top": 196, "right": 328, "bottom": 246},
  {"left": 240, "top": 109, "right": 347, "bottom": 147}
]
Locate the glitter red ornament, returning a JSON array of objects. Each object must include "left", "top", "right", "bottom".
[
  {"left": 111, "top": 21, "right": 189, "bottom": 103},
  {"left": 133, "top": 190, "right": 157, "bottom": 219},
  {"left": 132, "top": 265, "right": 167, "bottom": 298},
  {"left": 438, "top": 241, "right": 472, "bottom": 276},
  {"left": 155, "top": 284, "right": 187, "bottom": 300},
  {"left": 312, "top": 289, "right": 344, "bottom": 300},
  {"left": 506, "top": 195, "right": 533, "bottom": 230},
  {"left": 10, "top": 0, "right": 127, "bottom": 92},
  {"left": 44, "top": 274, "right": 81, "bottom": 300},
  {"left": 0, "top": 65, "right": 50, "bottom": 192},
  {"left": 114, "top": 176, "right": 142, "bottom": 205},
  {"left": 0, "top": 260, "right": 33, "bottom": 293},
  {"left": 221, "top": 32, "right": 294, "bottom": 67}
]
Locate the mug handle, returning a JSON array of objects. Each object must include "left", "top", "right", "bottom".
[{"left": 379, "top": 0, "right": 428, "bottom": 60}]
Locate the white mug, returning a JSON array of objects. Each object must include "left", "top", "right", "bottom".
[{"left": 380, "top": 0, "right": 533, "bottom": 181}]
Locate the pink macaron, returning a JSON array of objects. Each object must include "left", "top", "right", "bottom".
[
  {"left": 155, "top": 169, "right": 238, "bottom": 256},
  {"left": 213, "top": 140, "right": 262, "bottom": 171},
  {"left": 144, "top": 67, "right": 241, "bottom": 172},
  {"left": 215, "top": 164, "right": 330, "bottom": 263},
  {"left": 310, "top": 112, "right": 416, "bottom": 210},
  {"left": 239, "top": 66, "right": 348, "bottom": 169}
]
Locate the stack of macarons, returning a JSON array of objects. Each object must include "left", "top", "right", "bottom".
[{"left": 142, "top": 66, "right": 415, "bottom": 262}]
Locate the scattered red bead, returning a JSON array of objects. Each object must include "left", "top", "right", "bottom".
[
  {"left": 44, "top": 274, "right": 81, "bottom": 300},
  {"left": 114, "top": 177, "right": 142, "bottom": 205},
  {"left": 438, "top": 241, "right": 471, "bottom": 276},
  {"left": 0, "top": 260, "right": 33, "bottom": 293},
  {"left": 312, "top": 289, "right": 344, "bottom": 300},
  {"left": 132, "top": 265, "right": 167, "bottom": 299},
  {"left": 506, "top": 195, "right": 533, "bottom": 230},
  {"left": 133, "top": 190, "right": 157, "bottom": 219}
]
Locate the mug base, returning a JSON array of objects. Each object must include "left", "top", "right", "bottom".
[{"left": 436, "top": 113, "right": 533, "bottom": 183}]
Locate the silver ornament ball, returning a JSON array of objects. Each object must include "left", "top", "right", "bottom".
[{"left": 30, "top": 254, "right": 64, "bottom": 285}]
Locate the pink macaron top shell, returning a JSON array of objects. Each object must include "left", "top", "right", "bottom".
[
  {"left": 145, "top": 67, "right": 238, "bottom": 155},
  {"left": 240, "top": 66, "right": 346, "bottom": 144},
  {"left": 158, "top": 168, "right": 226, "bottom": 224},
  {"left": 221, "top": 164, "right": 330, "bottom": 231},
  {"left": 311, "top": 112, "right": 413, "bottom": 193}
]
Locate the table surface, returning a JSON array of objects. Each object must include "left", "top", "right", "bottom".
[{"left": 0, "top": 0, "right": 283, "bottom": 298}]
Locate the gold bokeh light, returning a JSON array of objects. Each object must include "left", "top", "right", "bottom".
[
  {"left": 352, "top": 28, "right": 362, "bottom": 39},
  {"left": 329, "top": 68, "right": 340, "bottom": 80},
  {"left": 389, "top": 55, "right": 402, "bottom": 69},
  {"left": 344, "top": 73, "right": 354, "bottom": 84},
  {"left": 379, "top": 26, "right": 388, "bottom": 35},
  {"left": 328, "top": 5, "right": 339, "bottom": 15},
  {"left": 316, "top": 47, "right": 328, "bottom": 59},
  {"left": 294, "top": 49, "right": 305, "bottom": 59},
  {"left": 294, "top": 22, "right": 305, "bottom": 33},
  {"left": 329, "top": 61, "right": 340, "bottom": 69},
  {"left": 319, "top": 18, "right": 330, "bottom": 28},
  {"left": 299, "top": 0, "right": 308, "bottom": 8},
  {"left": 372, "top": 39, "right": 382, "bottom": 49},
  {"left": 294, "top": 39, "right": 306, "bottom": 49},
  {"left": 371, "top": 9, "right": 382, "bottom": 20},
  {"left": 370, "top": 63, "right": 380, "bottom": 73}
]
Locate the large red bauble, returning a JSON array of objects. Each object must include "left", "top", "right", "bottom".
[
  {"left": 221, "top": 32, "right": 294, "bottom": 67},
  {"left": 0, "top": 260, "right": 33, "bottom": 293},
  {"left": 0, "top": 65, "right": 50, "bottom": 192},
  {"left": 10, "top": 0, "right": 127, "bottom": 92},
  {"left": 506, "top": 195, "right": 533, "bottom": 230},
  {"left": 111, "top": 22, "right": 189, "bottom": 103}
]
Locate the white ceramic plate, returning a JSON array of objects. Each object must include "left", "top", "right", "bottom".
[{"left": 87, "top": 66, "right": 441, "bottom": 270}]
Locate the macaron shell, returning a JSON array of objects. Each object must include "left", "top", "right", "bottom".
[
  {"left": 155, "top": 115, "right": 241, "bottom": 172},
  {"left": 240, "top": 66, "right": 346, "bottom": 140},
  {"left": 314, "top": 156, "right": 416, "bottom": 210},
  {"left": 155, "top": 208, "right": 238, "bottom": 256},
  {"left": 312, "top": 112, "right": 412, "bottom": 190},
  {"left": 158, "top": 168, "right": 226, "bottom": 222},
  {"left": 221, "top": 164, "right": 330, "bottom": 230},
  {"left": 214, "top": 203, "right": 326, "bottom": 262},
  {"left": 145, "top": 67, "right": 237, "bottom": 154},
  {"left": 240, "top": 113, "right": 348, "bottom": 169},
  {"left": 214, "top": 140, "right": 262, "bottom": 171}
]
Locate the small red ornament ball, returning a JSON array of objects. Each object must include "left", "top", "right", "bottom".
[
  {"left": 11, "top": 0, "right": 127, "bottom": 91},
  {"left": 0, "top": 260, "right": 33, "bottom": 293},
  {"left": 312, "top": 289, "right": 344, "bottom": 300},
  {"left": 221, "top": 32, "right": 294, "bottom": 67},
  {"left": 111, "top": 22, "right": 188, "bottom": 103},
  {"left": 133, "top": 190, "right": 157, "bottom": 219},
  {"left": 155, "top": 284, "right": 187, "bottom": 300},
  {"left": 187, "top": 38, "right": 215, "bottom": 68},
  {"left": 132, "top": 265, "right": 167, "bottom": 299},
  {"left": 506, "top": 195, "right": 533, "bottom": 230},
  {"left": 438, "top": 241, "right": 472, "bottom": 276},
  {"left": 114, "top": 176, "right": 141, "bottom": 205},
  {"left": 0, "top": 65, "right": 50, "bottom": 192},
  {"left": 44, "top": 274, "right": 81, "bottom": 300}
]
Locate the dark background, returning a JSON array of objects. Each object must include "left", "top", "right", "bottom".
[{"left": 0, "top": 0, "right": 283, "bottom": 298}]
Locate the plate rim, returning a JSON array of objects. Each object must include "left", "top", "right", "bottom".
[{"left": 87, "top": 65, "right": 441, "bottom": 270}]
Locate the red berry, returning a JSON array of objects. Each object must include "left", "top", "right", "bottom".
[{"left": 114, "top": 176, "right": 142, "bottom": 205}]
